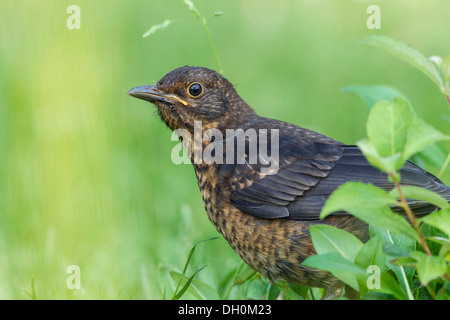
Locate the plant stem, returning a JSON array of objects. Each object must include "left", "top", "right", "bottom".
[
  {"left": 438, "top": 152, "right": 450, "bottom": 179},
  {"left": 446, "top": 95, "right": 450, "bottom": 111},
  {"left": 197, "top": 1, "right": 223, "bottom": 74},
  {"left": 203, "top": 21, "right": 223, "bottom": 74},
  {"left": 389, "top": 173, "right": 432, "bottom": 256}
]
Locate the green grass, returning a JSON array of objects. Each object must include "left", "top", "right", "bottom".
[{"left": 0, "top": 0, "right": 449, "bottom": 299}]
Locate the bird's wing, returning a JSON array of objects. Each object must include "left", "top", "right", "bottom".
[
  {"left": 221, "top": 134, "right": 341, "bottom": 219},
  {"left": 285, "top": 146, "right": 448, "bottom": 219},
  {"left": 223, "top": 134, "right": 448, "bottom": 220}
]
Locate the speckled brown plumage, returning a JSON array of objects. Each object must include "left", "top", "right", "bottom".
[{"left": 128, "top": 66, "right": 450, "bottom": 298}]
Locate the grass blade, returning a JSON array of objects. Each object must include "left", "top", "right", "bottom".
[
  {"left": 172, "top": 265, "right": 208, "bottom": 300},
  {"left": 172, "top": 236, "right": 218, "bottom": 299}
]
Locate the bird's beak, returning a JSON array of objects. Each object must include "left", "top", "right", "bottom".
[{"left": 127, "top": 85, "right": 188, "bottom": 106}]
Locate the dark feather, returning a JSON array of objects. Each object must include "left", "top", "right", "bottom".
[{"left": 228, "top": 143, "right": 450, "bottom": 220}]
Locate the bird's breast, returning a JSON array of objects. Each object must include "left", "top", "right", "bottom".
[{"left": 192, "top": 163, "right": 346, "bottom": 288}]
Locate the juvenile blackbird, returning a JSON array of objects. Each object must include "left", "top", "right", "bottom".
[{"left": 128, "top": 66, "right": 450, "bottom": 298}]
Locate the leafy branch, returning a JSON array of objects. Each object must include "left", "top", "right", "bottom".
[
  {"left": 304, "top": 96, "right": 450, "bottom": 299},
  {"left": 361, "top": 35, "right": 450, "bottom": 110},
  {"left": 389, "top": 173, "right": 432, "bottom": 256},
  {"left": 303, "top": 36, "right": 450, "bottom": 299}
]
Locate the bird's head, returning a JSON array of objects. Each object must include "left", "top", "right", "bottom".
[{"left": 128, "top": 66, "right": 254, "bottom": 132}]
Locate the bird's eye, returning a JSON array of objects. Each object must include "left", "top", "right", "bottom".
[{"left": 187, "top": 82, "right": 203, "bottom": 98}]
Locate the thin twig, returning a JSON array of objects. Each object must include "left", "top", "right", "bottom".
[
  {"left": 389, "top": 173, "right": 432, "bottom": 256},
  {"left": 438, "top": 152, "right": 450, "bottom": 179},
  {"left": 197, "top": 1, "right": 223, "bottom": 74}
]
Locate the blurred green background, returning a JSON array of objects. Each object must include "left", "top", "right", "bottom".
[{"left": 0, "top": 0, "right": 449, "bottom": 299}]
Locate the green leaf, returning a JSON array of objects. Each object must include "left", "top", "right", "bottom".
[
  {"left": 357, "top": 139, "right": 402, "bottom": 174},
  {"left": 142, "top": 20, "right": 172, "bottom": 38},
  {"left": 302, "top": 253, "right": 366, "bottom": 291},
  {"left": 411, "top": 144, "right": 449, "bottom": 171},
  {"left": 442, "top": 246, "right": 450, "bottom": 263},
  {"left": 421, "top": 209, "right": 450, "bottom": 237},
  {"left": 266, "top": 282, "right": 281, "bottom": 300},
  {"left": 321, "top": 182, "right": 396, "bottom": 217},
  {"left": 410, "top": 251, "right": 447, "bottom": 285},
  {"left": 310, "top": 225, "right": 363, "bottom": 262},
  {"left": 420, "top": 223, "right": 446, "bottom": 256},
  {"left": 353, "top": 233, "right": 408, "bottom": 300},
  {"left": 361, "top": 35, "right": 445, "bottom": 94},
  {"left": 390, "top": 186, "right": 450, "bottom": 211},
  {"left": 367, "top": 98, "right": 414, "bottom": 162},
  {"left": 321, "top": 182, "right": 417, "bottom": 239},
  {"left": 287, "top": 283, "right": 310, "bottom": 300},
  {"left": 354, "top": 236, "right": 386, "bottom": 296},
  {"left": 373, "top": 226, "right": 417, "bottom": 258},
  {"left": 303, "top": 252, "right": 406, "bottom": 299},
  {"left": 358, "top": 98, "right": 450, "bottom": 172},
  {"left": 278, "top": 283, "right": 304, "bottom": 300},
  {"left": 425, "top": 236, "right": 450, "bottom": 246},
  {"left": 247, "top": 277, "right": 270, "bottom": 300},
  {"left": 233, "top": 263, "right": 257, "bottom": 285},
  {"left": 391, "top": 256, "right": 417, "bottom": 268},
  {"left": 370, "top": 226, "right": 416, "bottom": 299},
  {"left": 436, "top": 281, "right": 450, "bottom": 300},
  {"left": 403, "top": 118, "right": 450, "bottom": 161},
  {"left": 219, "top": 262, "right": 256, "bottom": 299},
  {"left": 341, "top": 85, "right": 408, "bottom": 109},
  {"left": 375, "top": 270, "right": 408, "bottom": 300},
  {"left": 355, "top": 236, "right": 386, "bottom": 269},
  {"left": 382, "top": 242, "right": 408, "bottom": 258}
]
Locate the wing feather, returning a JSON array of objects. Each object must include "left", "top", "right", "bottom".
[{"left": 226, "top": 141, "right": 448, "bottom": 220}]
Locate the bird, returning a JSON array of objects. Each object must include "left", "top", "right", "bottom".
[{"left": 128, "top": 66, "right": 450, "bottom": 299}]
